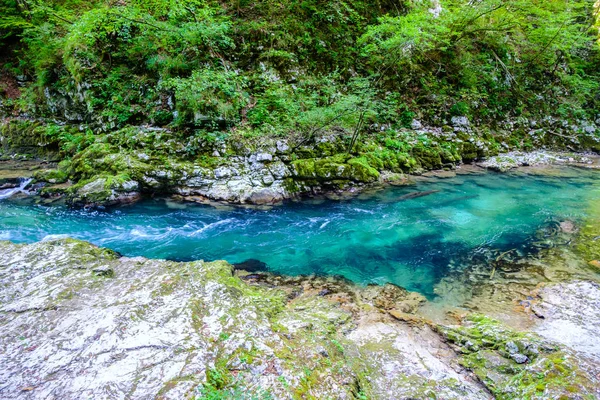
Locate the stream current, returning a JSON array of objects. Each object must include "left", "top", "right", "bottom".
[{"left": 1, "top": 167, "right": 598, "bottom": 297}]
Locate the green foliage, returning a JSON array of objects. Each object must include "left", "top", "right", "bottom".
[
  {"left": 165, "top": 68, "right": 248, "bottom": 127},
  {"left": 44, "top": 124, "right": 94, "bottom": 155},
  {"left": 0, "top": 0, "right": 32, "bottom": 43},
  {"left": 361, "top": 0, "right": 600, "bottom": 120},
  {"left": 1, "top": 0, "right": 599, "bottom": 142},
  {"left": 196, "top": 367, "right": 273, "bottom": 400}
]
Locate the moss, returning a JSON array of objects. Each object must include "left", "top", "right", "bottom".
[
  {"left": 0, "top": 119, "right": 60, "bottom": 159},
  {"left": 458, "top": 142, "right": 480, "bottom": 162},
  {"left": 282, "top": 177, "right": 301, "bottom": 193},
  {"left": 195, "top": 155, "right": 221, "bottom": 169},
  {"left": 440, "top": 315, "right": 597, "bottom": 399},
  {"left": 412, "top": 145, "right": 443, "bottom": 169},
  {"left": 291, "top": 154, "right": 379, "bottom": 183},
  {"left": 33, "top": 168, "right": 68, "bottom": 184},
  {"left": 66, "top": 172, "right": 139, "bottom": 206},
  {"left": 68, "top": 142, "right": 116, "bottom": 179},
  {"left": 576, "top": 187, "right": 600, "bottom": 265},
  {"left": 347, "top": 157, "right": 380, "bottom": 182}
]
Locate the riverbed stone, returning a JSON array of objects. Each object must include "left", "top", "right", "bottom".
[{"left": 479, "top": 151, "right": 594, "bottom": 172}]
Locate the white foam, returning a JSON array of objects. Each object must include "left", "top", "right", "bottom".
[
  {"left": 42, "top": 234, "right": 71, "bottom": 242},
  {"left": 0, "top": 178, "right": 33, "bottom": 200},
  {"left": 191, "top": 219, "right": 234, "bottom": 236}
]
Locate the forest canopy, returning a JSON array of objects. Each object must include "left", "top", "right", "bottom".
[{"left": 1, "top": 0, "right": 599, "bottom": 137}]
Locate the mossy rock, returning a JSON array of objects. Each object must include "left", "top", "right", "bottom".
[
  {"left": 440, "top": 315, "right": 598, "bottom": 399},
  {"left": 33, "top": 169, "right": 68, "bottom": 184},
  {"left": 66, "top": 174, "right": 140, "bottom": 207},
  {"left": 0, "top": 120, "right": 60, "bottom": 159},
  {"left": 291, "top": 154, "right": 379, "bottom": 183},
  {"left": 347, "top": 157, "right": 380, "bottom": 182},
  {"left": 412, "top": 145, "right": 443, "bottom": 169}
]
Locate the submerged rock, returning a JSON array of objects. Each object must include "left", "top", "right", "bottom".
[{"left": 233, "top": 258, "right": 268, "bottom": 272}]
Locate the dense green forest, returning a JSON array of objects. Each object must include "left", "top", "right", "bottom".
[
  {"left": 1, "top": 0, "right": 600, "bottom": 203},
  {"left": 2, "top": 0, "right": 599, "bottom": 130}
]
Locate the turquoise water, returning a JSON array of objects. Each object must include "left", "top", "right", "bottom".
[{"left": 1, "top": 168, "right": 598, "bottom": 297}]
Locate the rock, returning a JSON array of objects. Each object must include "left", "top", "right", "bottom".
[
  {"left": 0, "top": 177, "right": 22, "bottom": 189},
  {"left": 440, "top": 314, "right": 600, "bottom": 398},
  {"left": 246, "top": 187, "right": 285, "bottom": 205},
  {"left": 68, "top": 177, "right": 141, "bottom": 208},
  {"left": 255, "top": 153, "right": 273, "bottom": 162},
  {"left": 479, "top": 151, "right": 593, "bottom": 172},
  {"left": 92, "top": 265, "right": 114, "bottom": 277},
  {"left": 422, "top": 170, "right": 456, "bottom": 179},
  {"left": 233, "top": 259, "right": 268, "bottom": 272},
  {"left": 120, "top": 180, "right": 139, "bottom": 192},
  {"left": 510, "top": 353, "right": 529, "bottom": 364},
  {"left": 533, "top": 281, "right": 600, "bottom": 364},
  {"left": 1, "top": 240, "right": 599, "bottom": 399},
  {"left": 361, "top": 283, "right": 426, "bottom": 313},
  {"left": 388, "top": 309, "right": 423, "bottom": 324},
  {"left": 505, "top": 341, "right": 519, "bottom": 354},
  {"left": 266, "top": 161, "right": 289, "bottom": 180},
  {"left": 346, "top": 319, "right": 490, "bottom": 399},
  {"left": 214, "top": 167, "right": 233, "bottom": 179},
  {"left": 316, "top": 346, "right": 329, "bottom": 358},
  {"left": 559, "top": 220, "right": 577, "bottom": 234},
  {"left": 451, "top": 116, "right": 470, "bottom": 128},
  {"left": 0, "top": 239, "right": 488, "bottom": 399},
  {"left": 276, "top": 140, "right": 289, "bottom": 153},
  {"left": 79, "top": 178, "right": 106, "bottom": 195}
]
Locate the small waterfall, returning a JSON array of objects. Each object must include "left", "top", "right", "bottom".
[{"left": 0, "top": 178, "right": 33, "bottom": 200}]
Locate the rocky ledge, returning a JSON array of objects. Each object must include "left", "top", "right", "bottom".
[
  {"left": 2, "top": 117, "right": 600, "bottom": 208},
  {"left": 478, "top": 151, "right": 600, "bottom": 172},
  {"left": 1, "top": 239, "right": 599, "bottom": 399},
  {"left": 3, "top": 149, "right": 600, "bottom": 210}
]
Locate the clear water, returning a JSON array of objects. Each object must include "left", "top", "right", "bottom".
[{"left": 1, "top": 168, "right": 598, "bottom": 297}]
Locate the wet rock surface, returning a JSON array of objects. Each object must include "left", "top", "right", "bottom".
[
  {"left": 478, "top": 151, "right": 600, "bottom": 172},
  {"left": 1, "top": 239, "right": 599, "bottom": 399},
  {"left": 531, "top": 281, "right": 600, "bottom": 364}
]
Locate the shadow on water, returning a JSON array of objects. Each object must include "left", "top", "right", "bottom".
[{"left": 233, "top": 259, "right": 269, "bottom": 273}]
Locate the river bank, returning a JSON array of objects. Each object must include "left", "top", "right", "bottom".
[
  {"left": 1, "top": 231, "right": 599, "bottom": 399},
  {"left": 2, "top": 115, "right": 600, "bottom": 208},
  {"left": 2, "top": 148, "right": 600, "bottom": 210}
]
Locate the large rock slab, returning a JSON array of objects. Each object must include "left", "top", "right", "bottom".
[
  {"left": 1, "top": 239, "right": 598, "bottom": 399},
  {"left": 0, "top": 239, "right": 489, "bottom": 399}
]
